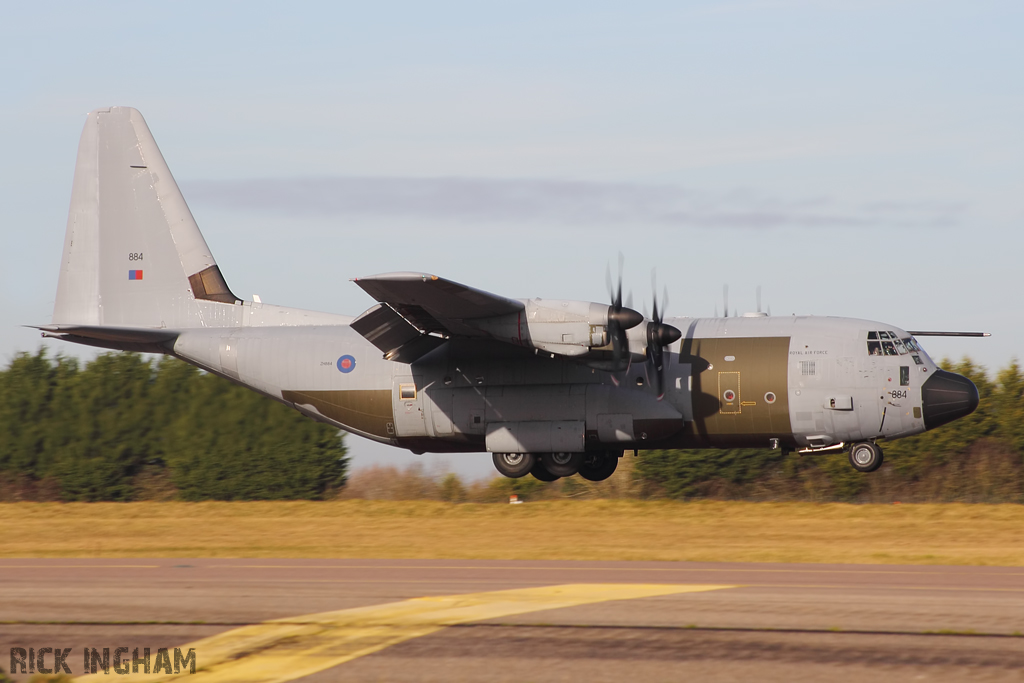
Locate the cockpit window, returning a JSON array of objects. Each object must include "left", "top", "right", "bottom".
[{"left": 867, "top": 331, "right": 918, "bottom": 356}]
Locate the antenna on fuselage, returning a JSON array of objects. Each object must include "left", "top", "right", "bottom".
[{"left": 723, "top": 285, "right": 729, "bottom": 318}]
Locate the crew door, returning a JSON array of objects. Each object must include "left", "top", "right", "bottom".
[{"left": 392, "top": 374, "right": 428, "bottom": 437}]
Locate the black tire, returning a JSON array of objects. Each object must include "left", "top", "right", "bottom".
[
  {"left": 578, "top": 451, "right": 620, "bottom": 482},
  {"left": 492, "top": 452, "right": 535, "bottom": 478},
  {"left": 530, "top": 460, "right": 560, "bottom": 481},
  {"left": 848, "top": 442, "right": 884, "bottom": 473},
  {"left": 540, "top": 452, "right": 584, "bottom": 477}
]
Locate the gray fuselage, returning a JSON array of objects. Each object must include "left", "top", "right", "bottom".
[{"left": 170, "top": 311, "right": 966, "bottom": 455}]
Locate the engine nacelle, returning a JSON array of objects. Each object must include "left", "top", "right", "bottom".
[{"left": 470, "top": 299, "right": 613, "bottom": 356}]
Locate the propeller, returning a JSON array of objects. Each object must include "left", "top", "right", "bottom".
[
  {"left": 645, "top": 270, "right": 682, "bottom": 399},
  {"left": 606, "top": 254, "right": 642, "bottom": 375}
]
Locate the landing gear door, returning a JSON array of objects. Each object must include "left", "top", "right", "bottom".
[{"left": 392, "top": 374, "right": 427, "bottom": 437}]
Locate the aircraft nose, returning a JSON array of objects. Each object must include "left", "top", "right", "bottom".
[{"left": 920, "top": 369, "right": 980, "bottom": 430}]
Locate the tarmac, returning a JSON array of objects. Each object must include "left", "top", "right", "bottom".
[{"left": 2, "top": 558, "right": 1023, "bottom": 681}]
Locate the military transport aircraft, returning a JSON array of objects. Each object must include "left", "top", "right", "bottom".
[{"left": 38, "top": 107, "right": 983, "bottom": 482}]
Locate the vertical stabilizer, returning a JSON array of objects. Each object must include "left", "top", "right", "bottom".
[{"left": 53, "top": 107, "right": 238, "bottom": 329}]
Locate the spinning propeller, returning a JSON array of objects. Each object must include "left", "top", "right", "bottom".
[
  {"left": 645, "top": 271, "right": 682, "bottom": 399},
  {"left": 606, "top": 254, "right": 643, "bottom": 373}
]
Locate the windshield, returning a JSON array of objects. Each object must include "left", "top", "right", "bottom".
[{"left": 866, "top": 331, "right": 926, "bottom": 364}]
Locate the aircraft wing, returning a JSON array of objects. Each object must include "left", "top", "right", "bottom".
[{"left": 351, "top": 273, "right": 525, "bottom": 362}]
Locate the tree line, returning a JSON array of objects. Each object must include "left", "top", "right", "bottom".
[
  {"left": 1, "top": 351, "right": 1021, "bottom": 502},
  {"left": 0, "top": 350, "right": 347, "bottom": 501}
]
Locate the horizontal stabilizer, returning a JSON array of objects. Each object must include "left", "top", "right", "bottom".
[{"left": 31, "top": 324, "right": 179, "bottom": 353}]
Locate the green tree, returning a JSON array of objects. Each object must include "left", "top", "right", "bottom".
[{"left": 0, "top": 350, "right": 347, "bottom": 501}]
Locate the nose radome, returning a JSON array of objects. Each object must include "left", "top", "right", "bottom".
[{"left": 921, "top": 369, "right": 980, "bottom": 430}]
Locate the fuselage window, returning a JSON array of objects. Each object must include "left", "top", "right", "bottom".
[
  {"left": 868, "top": 341, "right": 882, "bottom": 355},
  {"left": 894, "top": 338, "right": 908, "bottom": 355},
  {"left": 903, "top": 338, "right": 919, "bottom": 352},
  {"left": 900, "top": 366, "right": 910, "bottom": 386},
  {"left": 867, "top": 331, "right": 878, "bottom": 340},
  {"left": 881, "top": 341, "right": 898, "bottom": 356},
  {"left": 912, "top": 354, "right": 923, "bottom": 365}
]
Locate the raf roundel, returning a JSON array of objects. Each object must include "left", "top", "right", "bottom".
[{"left": 337, "top": 355, "right": 356, "bottom": 374}]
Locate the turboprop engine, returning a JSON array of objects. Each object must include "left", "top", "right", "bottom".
[{"left": 470, "top": 298, "right": 645, "bottom": 357}]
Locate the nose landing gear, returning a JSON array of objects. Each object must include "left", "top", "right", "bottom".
[{"left": 848, "top": 442, "right": 884, "bottom": 473}]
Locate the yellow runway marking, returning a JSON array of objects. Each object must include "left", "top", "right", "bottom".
[{"left": 76, "top": 583, "right": 733, "bottom": 683}]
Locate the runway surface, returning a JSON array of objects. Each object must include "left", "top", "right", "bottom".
[{"left": 2, "top": 558, "right": 1023, "bottom": 681}]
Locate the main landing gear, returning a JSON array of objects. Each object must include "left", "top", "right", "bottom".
[
  {"left": 848, "top": 441, "right": 884, "bottom": 473},
  {"left": 491, "top": 450, "right": 622, "bottom": 481}
]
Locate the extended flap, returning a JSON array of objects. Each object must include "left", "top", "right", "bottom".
[{"left": 350, "top": 304, "right": 445, "bottom": 363}]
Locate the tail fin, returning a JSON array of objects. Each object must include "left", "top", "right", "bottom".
[{"left": 53, "top": 107, "right": 239, "bottom": 329}]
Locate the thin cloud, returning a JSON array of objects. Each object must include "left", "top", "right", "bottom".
[{"left": 182, "top": 177, "right": 964, "bottom": 229}]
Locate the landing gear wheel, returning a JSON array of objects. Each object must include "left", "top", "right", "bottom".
[
  {"left": 849, "top": 442, "right": 884, "bottom": 473},
  {"left": 578, "top": 451, "right": 620, "bottom": 482},
  {"left": 492, "top": 452, "right": 535, "bottom": 478},
  {"left": 540, "top": 452, "right": 584, "bottom": 477},
  {"left": 530, "top": 460, "right": 560, "bottom": 482}
]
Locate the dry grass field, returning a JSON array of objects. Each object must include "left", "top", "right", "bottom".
[{"left": 2, "top": 500, "right": 1024, "bottom": 565}]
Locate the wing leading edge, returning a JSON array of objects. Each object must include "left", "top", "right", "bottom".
[{"left": 351, "top": 273, "right": 526, "bottom": 362}]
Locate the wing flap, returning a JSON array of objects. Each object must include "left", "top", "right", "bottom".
[{"left": 350, "top": 304, "right": 446, "bottom": 363}]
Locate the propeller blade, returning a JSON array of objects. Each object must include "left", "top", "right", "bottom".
[
  {"left": 643, "top": 276, "right": 682, "bottom": 399},
  {"left": 605, "top": 253, "right": 641, "bottom": 374}
]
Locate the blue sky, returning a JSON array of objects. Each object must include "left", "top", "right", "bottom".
[{"left": 2, "top": 2, "right": 1022, "bottom": 477}]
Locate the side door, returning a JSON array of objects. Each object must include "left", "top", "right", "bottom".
[{"left": 392, "top": 374, "right": 428, "bottom": 437}]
